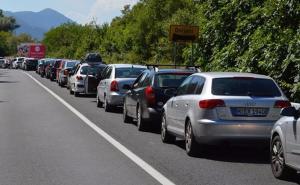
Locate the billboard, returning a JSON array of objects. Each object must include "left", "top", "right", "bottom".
[{"left": 18, "top": 43, "right": 46, "bottom": 59}]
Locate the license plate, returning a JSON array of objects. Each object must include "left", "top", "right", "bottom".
[{"left": 231, "top": 107, "right": 269, "bottom": 117}]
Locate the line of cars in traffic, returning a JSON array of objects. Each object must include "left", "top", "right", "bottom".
[{"left": 10, "top": 53, "right": 299, "bottom": 180}]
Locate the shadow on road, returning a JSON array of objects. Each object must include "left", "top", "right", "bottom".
[
  {"left": 174, "top": 140, "right": 271, "bottom": 164},
  {"left": 0, "top": 80, "right": 19, "bottom": 83}
]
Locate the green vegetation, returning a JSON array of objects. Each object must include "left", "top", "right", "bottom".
[
  {"left": 0, "top": 10, "right": 34, "bottom": 56},
  {"left": 42, "top": 0, "right": 299, "bottom": 101}
]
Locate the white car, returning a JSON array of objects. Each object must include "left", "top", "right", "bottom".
[
  {"left": 69, "top": 63, "right": 105, "bottom": 97},
  {"left": 270, "top": 106, "right": 300, "bottom": 179},
  {"left": 13, "top": 57, "right": 25, "bottom": 69},
  {"left": 69, "top": 63, "right": 90, "bottom": 97}
]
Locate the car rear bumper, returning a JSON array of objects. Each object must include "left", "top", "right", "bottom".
[
  {"left": 108, "top": 93, "right": 125, "bottom": 106},
  {"left": 194, "top": 120, "right": 275, "bottom": 145},
  {"left": 143, "top": 107, "right": 163, "bottom": 123}
]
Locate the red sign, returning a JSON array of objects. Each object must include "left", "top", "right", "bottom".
[
  {"left": 18, "top": 43, "right": 46, "bottom": 59},
  {"left": 28, "top": 45, "right": 46, "bottom": 59}
]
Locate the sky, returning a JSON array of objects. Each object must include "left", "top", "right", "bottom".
[{"left": 0, "top": 0, "right": 139, "bottom": 24}]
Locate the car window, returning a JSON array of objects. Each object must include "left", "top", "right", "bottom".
[
  {"left": 177, "top": 76, "right": 194, "bottom": 96},
  {"left": 133, "top": 72, "right": 148, "bottom": 89},
  {"left": 194, "top": 76, "right": 205, "bottom": 94},
  {"left": 66, "top": 61, "right": 77, "bottom": 68},
  {"left": 115, "top": 67, "right": 145, "bottom": 78},
  {"left": 142, "top": 73, "right": 152, "bottom": 87},
  {"left": 74, "top": 65, "right": 81, "bottom": 74},
  {"left": 212, "top": 78, "right": 282, "bottom": 97},
  {"left": 105, "top": 67, "right": 112, "bottom": 79},
  {"left": 155, "top": 73, "right": 192, "bottom": 88},
  {"left": 80, "top": 66, "right": 89, "bottom": 75}
]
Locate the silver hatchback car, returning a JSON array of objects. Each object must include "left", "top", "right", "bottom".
[
  {"left": 270, "top": 106, "right": 300, "bottom": 179},
  {"left": 97, "top": 64, "right": 146, "bottom": 112},
  {"left": 162, "top": 72, "right": 290, "bottom": 156}
]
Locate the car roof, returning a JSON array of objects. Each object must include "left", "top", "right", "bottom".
[
  {"left": 193, "top": 72, "right": 272, "bottom": 80},
  {"left": 151, "top": 69, "right": 196, "bottom": 74},
  {"left": 108, "top": 64, "right": 146, "bottom": 68}
]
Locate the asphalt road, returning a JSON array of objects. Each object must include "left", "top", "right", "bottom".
[{"left": 0, "top": 69, "right": 299, "bottom": 185}]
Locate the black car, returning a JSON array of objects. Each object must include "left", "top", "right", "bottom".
[
  {"left": 24, "top": 58, "right": 38, "bottom": 71},
  {"left": 49, "top": 59, "right": 62, "bottom": 81},
  {"left": 123, "top": 66, "right": 196, "bottom": 131},
  {"left": 84, "top": 64, "right": 107, "bottom": 95}
]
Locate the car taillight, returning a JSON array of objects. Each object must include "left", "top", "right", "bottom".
[
  {"left": 145, "top": 86, "right": 156, "bottom": 106},
  {"left": 274, "top": 100, "right": 291, "bottom": 108},
  {"left": 76, "top": 76, "right": 83, "bottom": 80},
  {"left": 64, "top": 70, "right": 69, "bottom": 75},
  {"left": 110, "top": 80, "right": 119, "bottom": 92},
  {"left": 199, "top": 99, "right": 225, "bottom": 109}
]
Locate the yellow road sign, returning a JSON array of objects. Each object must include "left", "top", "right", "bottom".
[{"left": 169, "top": 25, "right": 199, "bottom": 42}]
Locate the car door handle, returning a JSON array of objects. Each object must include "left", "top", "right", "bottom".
[
  {"left": 136, "top": 94, "right": 139, "bottom": 96},
  {"left": 185, "top": 104, "right": 189, "bottom": 107},
  {"left": 175, "top": 104, "right": 178, "bottom": 107}
]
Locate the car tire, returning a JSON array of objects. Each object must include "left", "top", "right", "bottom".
[
  {"left": 74, "top": 92, "right": 80, "bottom": 97},
  {"left": 96, "top": 94, "right": 103, "bottom": 108},
  {"left": 161, "top": 113, "right": 176, "bottom": 143},
  {"left": 185, "top": 120, "right": 200, "bottom": 156},
  {"left": 123, "top": 103, "right": 132, "bottom": 123},
  {"left": 271, "top": 135, "right": 296, "bottom": 179},
  {"left": 137, "top": 105, "right": 146, "bottom": 131},
  {"left": 69, "top": 85, "right": 74, "bottom": 95},
  {"left": 104, "top": 96, "right": 112, "bottom": 112}
]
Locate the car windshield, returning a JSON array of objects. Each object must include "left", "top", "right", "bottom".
[
  {"left": 156, "top": 73, "right": 192, "bottom": 88},
  {"left": 212, "top": 78, "right": 282, "bottom": 97},
  {"left": 115, "top": 67, "right": 145, "bottom": 78}
]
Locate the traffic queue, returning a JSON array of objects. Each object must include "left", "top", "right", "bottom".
[{"left": 4, "top": 52, "right": 300, "bottom": 180}]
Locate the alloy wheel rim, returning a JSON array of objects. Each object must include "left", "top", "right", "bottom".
[
  {"left": 137, "top": 109, "right": 141, "bottom": 128},
  {"left": 123, "top": 104, "right": 127, "bottom": 119},
  {"left": 271, "top": 139, "right": 284, "bottom": 175},
  {"left": 186, "top": 123, "right": 192, "bottom": 152},
  {"left": 161, "top": 117, "right": 166, "bottom": 140}
]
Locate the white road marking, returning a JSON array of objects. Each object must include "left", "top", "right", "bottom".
[{"left": 24, "top": 72, "right": 175, "bottom": 185}]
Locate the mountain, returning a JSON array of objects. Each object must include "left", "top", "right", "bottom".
[{"left": 4, "top": 8, "right": 74, "bottom": 40}]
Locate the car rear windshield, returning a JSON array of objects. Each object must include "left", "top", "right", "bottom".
[
  {"left": 115, "top": 67, "right": 145, "bottom": 78},
  {"left": 212, "top": 78, "right": 282, "bottom": 97},
  {"left": 156, "top": 73, "right": 192, "bottom": 88},
  {"left": 89, "top": 66, "right": 106, "bottom": 75},
  {"left": 80, "top": 66, "right": 89, "bottom": 75},
  {"left": 28, "top": 60, "right": 38, "bottom": 64},
  {"left": 66, "top": 61, "right": 78, "bottom": 68}
]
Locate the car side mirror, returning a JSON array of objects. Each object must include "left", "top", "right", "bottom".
[
  {"left": 280, "top": 107, "right": 297, "bottom": 117},
  {"left": 123, "top": 84, "right": 132, "bottom": 90},
  {"left": 164, "top": 88, "right": 177, "bottom": 97}
]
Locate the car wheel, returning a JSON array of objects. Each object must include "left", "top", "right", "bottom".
[
  {"left": 271, "top": 135, "right": 295, "bottom": 179},
  {"left": 69, "top": 85, "right": 74, "bottom": 95},
  {"left": 185, "top": 120, "right": 200, "bottom": 156},
  {"left": 96, "top": 94, "right": 103, "bottom": 108},
  {"left": 74, "top": 92, "right": 80, "bottom": 97},
  {"left": 161, "top": 113, "right": 176, "bottom": 143},
  {"left": 137, "top": 105, "right": 146, "bottom": 131},
  {"left": 123, "top": 103, "right": 132, "bottom": 123},
  {"left": 104, "top": 96, "right": 112, "bottom": 112}
]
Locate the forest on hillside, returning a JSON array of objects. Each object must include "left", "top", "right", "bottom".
[{"left": 0, "top": 10, "right": 35, "bottom": 56}]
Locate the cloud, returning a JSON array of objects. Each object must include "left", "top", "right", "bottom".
[{"left": 87, "top": 0, "right": 138, "bottom": 24}]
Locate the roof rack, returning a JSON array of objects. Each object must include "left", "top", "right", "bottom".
[{"left": 146, "top": 64, "right": 201, "bottom": 72}]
